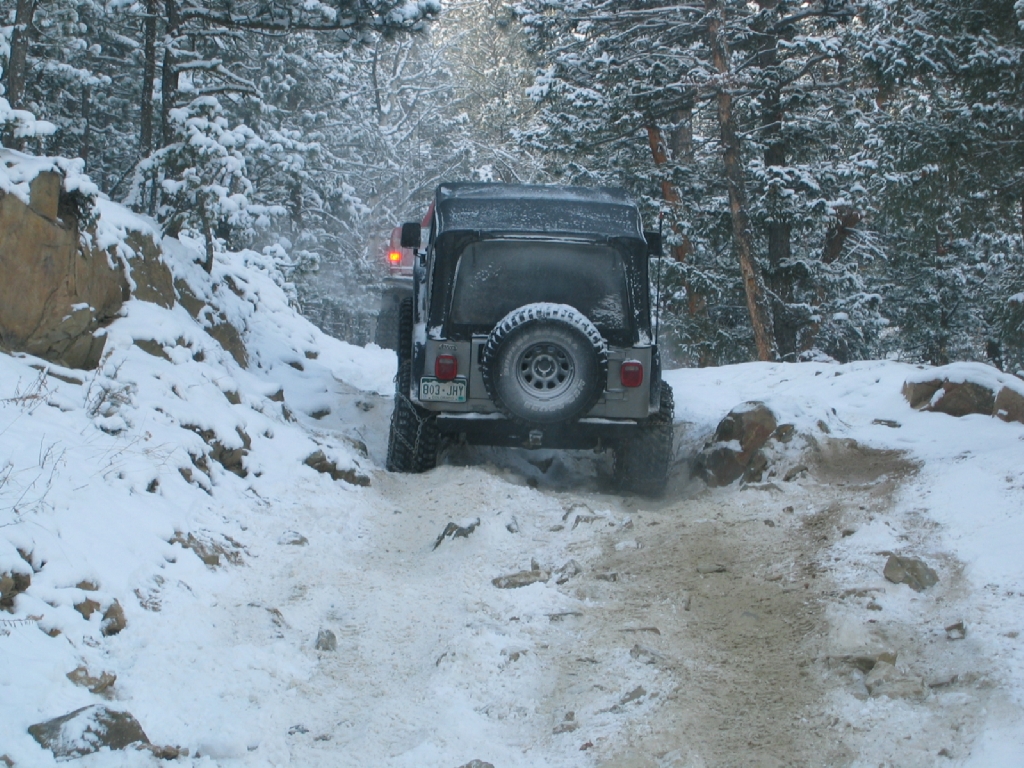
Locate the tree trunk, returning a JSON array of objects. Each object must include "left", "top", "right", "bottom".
[
  {"left": 647, "top": 104, "right": 714, "bottom": 356},
  {"left": 199, "top": 203, "right": 215, "bottom": 273},
  {"left": 160, "top": 0, "right": 181, "bottom": 146},
  {"left": 755, "top": 11, "right": 797, "bottom": 360},
  {"left": 81, "top": 85, "right": 91, "bottom": 164},
  {"left": 4, "top": 0, "right": 37, "bottom": 148},
  {"left": 645, "top": 121, "right": 692, "bottom": 263},
  {"left": 290, "top": 182, "right": 303, "bottom": 230},
  {"left": 822, "top": 206, "right": 862, "bottom": 264},
  {"left": 705, "top": 0, "right": 779, "bottom": 362},
  {"left": 140, "top": 0, "right": 158, "bottom": 157},
  {"left": 6, "top": 0, "right": 35, "bottom": 109}
]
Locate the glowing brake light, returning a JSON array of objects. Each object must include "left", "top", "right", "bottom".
[
  {"left": 388, "top": 251, "right": 402, "bottom": 263},
  {"left": 435, "top": 354, "right": 458, "bottom": 381},
  {"left": 620, "top": 360, "right": 643, "bottom": 388}
]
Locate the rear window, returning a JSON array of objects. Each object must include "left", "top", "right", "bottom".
[{"left": 449, "top": 240, "right": 630, "bottom": 333}]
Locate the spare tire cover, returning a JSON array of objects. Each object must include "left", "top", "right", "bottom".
[{"left": 480, "top": 303, "right": 608, "bottom": 425}]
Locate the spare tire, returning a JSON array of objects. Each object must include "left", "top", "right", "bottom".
[{"left": 480, "top": 303, "right": 608, "bottom": 426}]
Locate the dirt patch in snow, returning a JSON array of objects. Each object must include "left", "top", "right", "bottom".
[
  {"left": 538, "top": 442, "right": 892, "bottom": 767},
  {"left": 434, "top": 435, "right": 998, "bottom": 767},
  {"left": 308, "top": 423, "right": 1005, "bottom": 767}
]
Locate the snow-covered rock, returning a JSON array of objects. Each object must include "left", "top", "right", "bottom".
[{"left": 903, "top": 362, "right": 1024, "bottom": 424}]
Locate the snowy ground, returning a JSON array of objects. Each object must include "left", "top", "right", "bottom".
[{"left": 3, "top": 231, "right": 1024, "bottom": 766}]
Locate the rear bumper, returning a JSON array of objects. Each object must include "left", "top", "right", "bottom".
[
  {"left": 435, "top": 413, "right": 640, "bottom": 449},
  {"left": 382, "top": 276, "right": 414, "bottom": 295}
]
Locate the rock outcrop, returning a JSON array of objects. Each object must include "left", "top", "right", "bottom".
[
  {"left": 1, "top": 172, "right": 118, "bottom": 368},
  {"left": 0, "top": 158, "right": 247, "bottom": 371},
  {"left": 0, "top": 168, "right": 176, "bottom": 369}
]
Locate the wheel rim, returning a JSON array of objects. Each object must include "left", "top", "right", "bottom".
[{"left": 515, "top": 342, "right": 575, "bottom": 399}]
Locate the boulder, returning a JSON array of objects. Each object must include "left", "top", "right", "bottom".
[
  {"left": 831, "top": 651, "right": 897, "bottom": 674},
  {"left": 883, "top": 555, "right": 939, "bottom": 592},
  {"left": 902, "top": 368, "right": 1024, "bottom": 425},
  {"left": 695, "top": 402, "right": 778, "bottom": 487},
  {"left": 66, "top": 666, "right": 117, "bottom": 694},
  {"left": 74, "top": 597, "right": 101, "bottom": 620},
  {"left": 303, "top": 450, "right": 370, "bottom": 487},
  {"left": 170, "top": 531, "right": 243, "bottom": 567},
  {"left": 744, "top": 449, "right": 769, "bottom": 482},
  {"left": 122, "top": 232, "right": 174, "bottom": 308},
  {"left": 995, "top": 386, "right": 1024, "bottom": 424},
  {"left": 944, "top": 620, "right": 967, "bottom": 640},
  {"left": 0, "top": 570, "right": 31, "bottom": 612},
  {"left": 101, "top": 600, "right": 127, "bottom": 636},
  {"left": 173, "top": 279, "right": 249, "bottom": 367},
  {"left": 493, "top": 563, "right": 550, "bottom": 589},
  {"left": 863, "top": 661, "right": 927, "bottom": 700},
  {"left": 29, "top": 171, "right": 61, "bottom": 220},
  {"left": 697, "top": 444, "right": 745, "bottom": 487},
  {"left": 0, "top": 177, "right": 115, "bottom": 369},
  {"left": 901, "top": 379, "right": 943, "bottom": 409},
  {"left": 929, "top": 381, "right": 995, "bottom": 417},
  {"left": 207, "top": 317, "right": 249, "bottom": 368},
  {"left": 28, "top": 705, "right": 149, "bottom": 760},
  {"left": 183, "top": 425, "right": 251, "bottom": 477},
  {"left": 315, "top": 629, "right": 337, "bottom": 651},
  {"left": 715, "top": 401, "right": 778, "bottom": 453}
]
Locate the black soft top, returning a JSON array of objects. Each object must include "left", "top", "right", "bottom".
[
  {"left": 434, "top": 182, "right": 644, "bottom": 240},
  {"left": 426, "top": 183, "right": 652, "bottom": 345}
]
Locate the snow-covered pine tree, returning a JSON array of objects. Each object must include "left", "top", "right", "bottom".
[
  {"left": 517, "top": 0, "right": 889, "bottom": 364},
  {"left": 140, "top": 96, "right": 283, "bottom": 271},
  {"left": 249, "top": 2, "right": 547, "bottom": 341},
  {"left": 858, "top": 0, "right": 1024, "bottom": 367}
]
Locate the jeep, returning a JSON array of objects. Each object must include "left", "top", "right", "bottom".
[{"left": 385, "top": 182, "right": 673, "bottom": 496}]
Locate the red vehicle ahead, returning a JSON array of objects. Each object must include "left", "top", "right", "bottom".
[
  {"left": 384, "top": 224, "right": 415, "bottom": 277},
  {"left": 374, "top": 205, "right": 432, "bottom": 349}
]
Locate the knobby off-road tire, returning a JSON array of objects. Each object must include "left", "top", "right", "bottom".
[
  {"left": 395, "top": 297, "right": 413, "bottom": 367},
  {"left": 386, "top": 298, "right": 439, "bottom": 472},
  {"left": 374, "top": 301, "right": 400, "bottom": 350},
  {"left": 480, "top": 303, "right": 608, "bottom": 427},
  {"left": 614, "top": 382, "right": 674, "bottom": 497}
]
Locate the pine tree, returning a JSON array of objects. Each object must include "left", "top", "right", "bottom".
[
  {"left": 858, "top": 0, "right": 1024, "bottom": 367},
  {"left": 139, "top": 96, "right": 283, "bottom": 271},
  {"left": 518, "top": 0, "right": 886, "bottom": 364}
]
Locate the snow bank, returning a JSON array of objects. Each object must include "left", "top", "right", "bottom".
[{"left": 0, "top": 204, "right": 396, "bottom": 764}]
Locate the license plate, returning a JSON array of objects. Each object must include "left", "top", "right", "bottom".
[{"left": 420, "top": 377, "right": 467, "bottom": 403}]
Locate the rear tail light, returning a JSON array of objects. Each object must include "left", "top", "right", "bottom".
[
  {"left": 620, "top": 360, "right": 643, "bottom": 388},
  {"left": 435, "top": 354, "right": 458, "bottom": 381},
  {"left": 388, "top": 251, "right": 402, "bottom": 263}
]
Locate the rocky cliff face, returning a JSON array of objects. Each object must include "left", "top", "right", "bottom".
[{"left": 0, "top": 165, "right": 180, "bottom": 369}]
